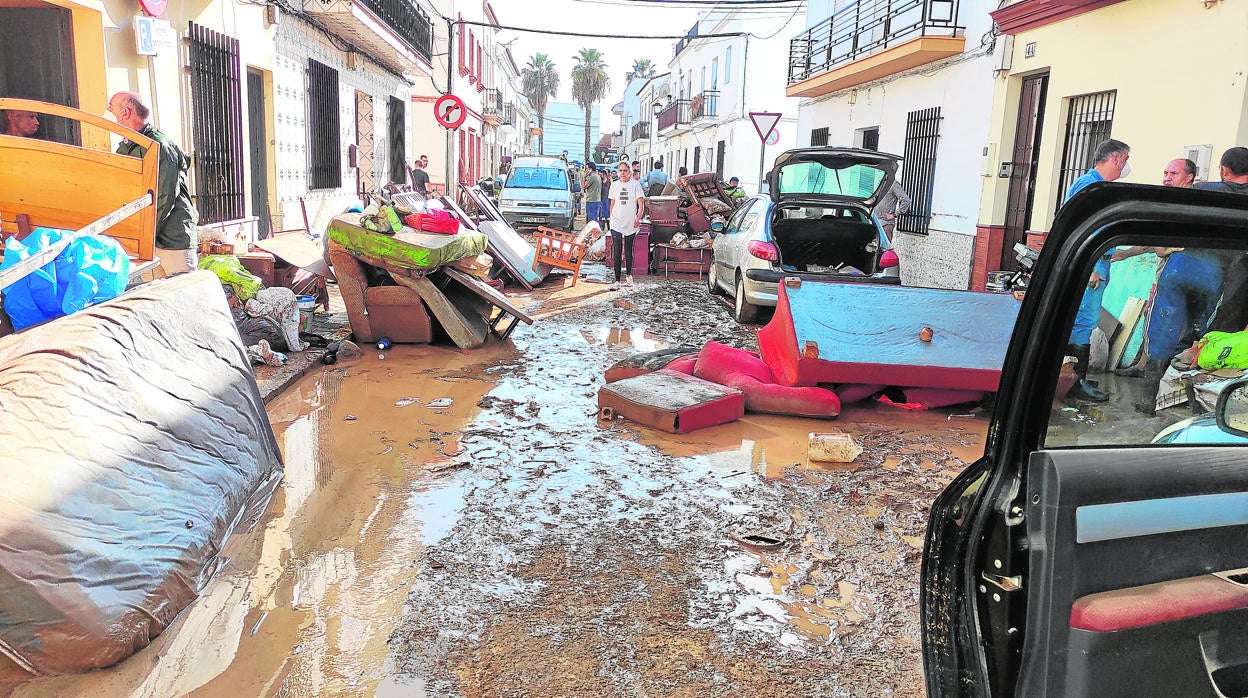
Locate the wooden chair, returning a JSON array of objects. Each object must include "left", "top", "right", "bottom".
[{"left": 532, "top": 226, "right": 588, "bottom": 286}]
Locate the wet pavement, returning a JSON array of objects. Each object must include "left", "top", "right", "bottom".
[{"left": 0, "top": 267, "right": 988, "bottom": 697}]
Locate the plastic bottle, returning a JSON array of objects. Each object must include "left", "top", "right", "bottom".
[{"left": 377, "top": 337, "right": 392, "bottom": 351}]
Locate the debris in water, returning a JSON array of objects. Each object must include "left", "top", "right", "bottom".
[
  {"left": 731, "top": 532, "right": 785, "bottom": 549},
  {"left": 395, "top": 397, "right": 420, "bottom": 407},
  {"left": 808, "top": 432, "right": 863, "bottom": 463},
  {"left": 947, "top": 413, "right": 976, "bottom": 420},
  {"left": 426, "top": 460, "right": 469, "bottom": 474},
  {"left": 378, "top": 445, "right": 394, "bottom": 455},
  {"left": 427, "top": 397, "right": 454, "bottom": 409},
  {"left": 344, "top": 414, "right": 358, "bottom": 421}
]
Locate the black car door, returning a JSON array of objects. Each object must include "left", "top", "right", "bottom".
[{"left": 921, "top": 184, "right": 1248, "bottom": 697}]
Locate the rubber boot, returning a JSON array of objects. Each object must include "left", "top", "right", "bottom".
[
  {"left": 1067, "top": 344, "right": 1109, "bottom": 402},
  {"left": 1133, "top": 358, "right": 1170, "bottom": 416}
]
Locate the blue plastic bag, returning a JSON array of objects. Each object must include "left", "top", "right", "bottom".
[{"left": 1, "top": 228, "right": 130, "bottom": 330}]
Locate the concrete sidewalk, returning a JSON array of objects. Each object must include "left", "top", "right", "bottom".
[{"left": 253, "top": 283, "right": 352, "bottom": 403}]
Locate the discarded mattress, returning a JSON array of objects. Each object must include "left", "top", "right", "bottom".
[
  {"left": 598, "top": 368, "right": 744, "bottom": 433},
  {"left": 759, "top": 280, "right": 1021, "bottom": 392},
  {"left": 326, "top": 215, "right": 487, "bottom": 271},
  {"left": 0, "top": 271, "right": 283, "bottom": 675}
]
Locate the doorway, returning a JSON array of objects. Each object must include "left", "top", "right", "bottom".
[
  {"left": 0, "top": 5, "right": 79, "bottom": 144},
  {"left": 1002, "top": 73, "right": 1048, "bottom": 268},
  {"left": 247, "top": 69, "right": 270, "bottom": 238}
]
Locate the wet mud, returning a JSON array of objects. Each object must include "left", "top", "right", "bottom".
[{"left": 0, "top": 271, "right": 987, "bottom": 697}]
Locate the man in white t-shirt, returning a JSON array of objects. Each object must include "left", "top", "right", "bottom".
[{"left": 606, "top": 161, "right": 646, "bottom": 290}]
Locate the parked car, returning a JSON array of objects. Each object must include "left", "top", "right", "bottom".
[
  {"left": 707, "top": 147, "right": 902, "bottom": 323},
  {"left": 921, "top": 183, "right": 1248, "bottom": 696},
  {"left": 497, "top": 156, "right": 575, "bottom": 232}
]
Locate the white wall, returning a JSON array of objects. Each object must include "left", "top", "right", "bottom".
[{"left": 273, "top": 18, "right": 410, "bottom": 235}]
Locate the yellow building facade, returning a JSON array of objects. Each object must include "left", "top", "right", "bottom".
[{"left": 973, "top": 0, "right": 1248, "bottom": 283}]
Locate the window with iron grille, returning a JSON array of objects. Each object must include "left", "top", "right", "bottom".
[
  {"left": 388, "top": 96, "right": 405, "bottom": 184},
  {"left": 187, "top": 23, "right": 245, "bottom": 224},
  {"left": 1057, "top": 90, "right": 1116, "bottom": 207},
  {"left": 897, "top": 106, "right": 941, "bottom": 236},
  {"left": 810, "top": 126, "right": 830, "bottom": 147},
  {"left": 307, "top": 59, "right": 341, "bottom": 190}
]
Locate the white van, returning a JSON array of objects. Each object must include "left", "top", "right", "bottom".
[{"left": 498, "top": 156, "right": 575, "bottom": 231}]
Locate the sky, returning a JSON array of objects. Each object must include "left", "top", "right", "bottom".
[{"left": 487, "top": 0, "right": 799, "bottom": 137}]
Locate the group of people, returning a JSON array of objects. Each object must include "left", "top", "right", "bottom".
[{"left": 1060, "top": 139, "right": 1248, "bottom": 413}]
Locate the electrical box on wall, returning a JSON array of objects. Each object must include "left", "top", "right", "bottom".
[
  {"left": 1184, "top": 144, "right": 1213, "bottom": 181},
  {"left": 999, "top": 162, "right": 1014, "bottom": 179},
  {"left": 994, "top": 35, "right": 1014, "bottom": 72},
  {"left": 981, "top": 142, "right": 998, "bottom": 177}
]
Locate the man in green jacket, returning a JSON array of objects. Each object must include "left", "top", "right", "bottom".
[{"left": 109, "top": 91, "right": 199, "bottom": 274}]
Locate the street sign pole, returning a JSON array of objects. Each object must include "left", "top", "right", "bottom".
[
  {"left": 758, "top": 142, "right": 766, "bottom": 197},
  {"left": 748, "top": 111, "right": 782, "bottom": 196}
]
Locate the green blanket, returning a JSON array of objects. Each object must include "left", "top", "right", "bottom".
[{"left": 327, "top": 216, "right": 488, "bottom": 271}]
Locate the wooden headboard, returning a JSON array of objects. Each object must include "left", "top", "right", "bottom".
[{"left": 0, "top": 98, "right": 158, "bottom": 262}]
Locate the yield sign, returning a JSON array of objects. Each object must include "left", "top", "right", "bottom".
[
  {"left": 434, "top": 94, "right": 467, "bottom": 130},
  {"left": 749, "top": 112, "right": 782, "bottom": 143}
]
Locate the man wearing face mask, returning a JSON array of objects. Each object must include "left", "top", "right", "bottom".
[
  {"left": 108, "top": 91, "right": 199, "bottom": 275},
  {"left": 1061, "top": 139, "right": 1131, "bottom": 402}
]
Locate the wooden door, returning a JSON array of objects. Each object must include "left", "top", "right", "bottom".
[{"left": 1002, "top": 73, "right": 1048, "bottom": 268}]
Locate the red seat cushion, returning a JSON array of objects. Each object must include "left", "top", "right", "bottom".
[
  {"left": 694, "top": 340, "right": 773, "bottom": 386},
  {"left": 727, "top": 375, "right": 840, "bottom": 418}
]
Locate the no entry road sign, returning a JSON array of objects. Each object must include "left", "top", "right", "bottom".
[{"left": 434, "top": 94, "right": 467, "bottom": 130}]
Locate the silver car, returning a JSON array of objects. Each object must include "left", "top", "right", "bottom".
[{"left": 707, "top": 147, "right": 903, "bottom": 323}]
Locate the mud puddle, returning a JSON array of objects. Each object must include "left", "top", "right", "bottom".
[{"left": 0, "top": 275, "right": 989, "bottom": 697}]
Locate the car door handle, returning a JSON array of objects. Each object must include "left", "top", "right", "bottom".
[{"left": 1200, "top": 628, "right": 1248, "bottom": 696}]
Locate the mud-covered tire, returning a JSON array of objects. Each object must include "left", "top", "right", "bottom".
[
  {"left": 734, "top": 274, "right": 760, "bottom": 324},
  {"left": 707, "top": 259, "right": 723, "bottom": 295}
]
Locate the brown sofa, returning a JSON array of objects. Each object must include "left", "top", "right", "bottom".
[{"left": 328, "top": 246, "right": 433, "bottom": 344}]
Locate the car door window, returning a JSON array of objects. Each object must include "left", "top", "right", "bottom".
[
  {"left": 724, "top": 200, "right": 754, "bottom": 233},
  {"left": 1041, "top": 239, "right": 1248, "bottom": 448}
]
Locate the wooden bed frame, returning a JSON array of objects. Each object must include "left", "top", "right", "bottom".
[{"left": 0, "top": 98, "right": 158, "bottom": 262}]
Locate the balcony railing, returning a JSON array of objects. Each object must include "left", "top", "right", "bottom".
[
  {"left": 691, "top": 90, "right": 718, "bottom": 121},
  {"left": 502, "top": 102, "right": 516, "bottom": 126},
  {"left": 656, "top": 99, "right": 691, "bottom": 132},
  {"left": 631, "top": 120, "right": 651, "bottom": 141},
  {"left": 356, "top": 0, "right": 433, "bottom": 62},
  {"left": 483, "top": 88, "right": 502, "bottom": 116},
  {"left": 787, "top": 0, "right": 962, "bottom": 85}
]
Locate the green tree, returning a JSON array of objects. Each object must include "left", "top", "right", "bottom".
[
  {"left": 627, "top": 58, "right": 656, "bottom": 81},
  {"left": 521, "top": 53, "right": 559, "bottom": 155},
  {"left": 571, "top": 48, "right": 610, "bottom": 163}
]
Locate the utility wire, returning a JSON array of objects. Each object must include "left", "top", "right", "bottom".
[{"left": 453, "top": 17, "right": 748, "bottom": 41}]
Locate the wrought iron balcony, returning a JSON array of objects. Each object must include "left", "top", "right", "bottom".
[
  {"left": 502, "top": 103, "right": 516, "bottom": 126},
  {"left": 631, "top": 120, "right": 650, "bottom": 142},
  {"left": 305, "top": 0, "right": 433, "bottom": 72},
  {"left": 787, "top": 0, "right": 963, "bottom": 85},
  {"left": 483, "top": 88, "right": 503, "bottom": 121},
  {"left": 656, "top": 99, "right": 691, "bottom": 133},
  {"left": 355, "top": 0, "right": 432, "bottom": 61},
  {"left": 691, "top": 90, "right": 718, "bottom": 121}
]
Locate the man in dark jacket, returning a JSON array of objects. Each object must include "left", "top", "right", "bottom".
[{"left": 109, "top": 91, "right": 198, "bottom": 274}]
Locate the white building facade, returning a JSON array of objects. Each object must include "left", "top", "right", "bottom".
[
  {"left": 648, "top": 10, "right": 803, "bottom": 195},
  {"left": 787, "top": 0, "right": 1001, "bottom": 289}
]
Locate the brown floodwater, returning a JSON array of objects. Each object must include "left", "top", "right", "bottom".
[{"left": 0, "top": 276, "right": 991, "bottom": 697}]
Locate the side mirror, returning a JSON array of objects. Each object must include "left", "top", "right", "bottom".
[{"left": 1215, "top": 377, "right": 1248, "bottom": 437}]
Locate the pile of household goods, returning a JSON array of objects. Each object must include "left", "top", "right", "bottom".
[
  {"left": 327, "top": 193, "right": 532, "bottom": 350},
  {"left": 647, "top": 172, "right": 742, "bottom": 246},
  {"left": 0, "top": 271, "right": 282, "bottom": 675},
  {"left": 196, "top": 232, "right": 334, "bottom": 366}
]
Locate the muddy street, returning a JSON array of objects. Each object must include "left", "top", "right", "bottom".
[{"left": 0, "top": 274, "right": 987, "bottom": 697}]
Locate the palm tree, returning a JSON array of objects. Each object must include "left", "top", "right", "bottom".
[
  {"left": 627, "top": 58, "right": 656, "bottom": 82},
  {"left": 571, "top": 48, "right": 610, "bottom": 163},
  {"left": 521, "top": 53, "right": 559, "bottom": 155}
]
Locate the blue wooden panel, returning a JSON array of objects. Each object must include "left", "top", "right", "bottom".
[{"left": 786, "top": 282, "right": 1021, "bottom": 371}]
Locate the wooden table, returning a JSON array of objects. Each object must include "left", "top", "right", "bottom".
[{"left": 651, "top": 244, "right": 712, "bottom": 279}]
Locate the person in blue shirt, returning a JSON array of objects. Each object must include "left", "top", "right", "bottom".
[
  {"left": 643, "top": 160, "right": 669, "bottom": 197},
  {"left": 1063, "top": 138, "right": 1131, "bottom": 402}
]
